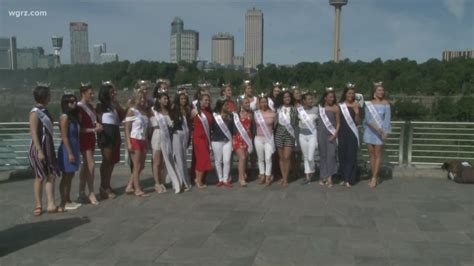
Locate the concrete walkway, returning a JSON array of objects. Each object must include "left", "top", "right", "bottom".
[{"left": 0, "top": 165, "right": 472, "bottom": 266}]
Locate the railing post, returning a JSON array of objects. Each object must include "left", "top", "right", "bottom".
[
  {"left": 398, "top": 121, "right": 405, "bottom": 166},
  {"left": 407, "top": 121, "right": 413, "bottom": 166}
]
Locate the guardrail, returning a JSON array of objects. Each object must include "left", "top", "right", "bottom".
[
  {"left": 0, "top": 121, "right": 471, "bottom": 172},
  {"left": 407, "top": 121, "right": 474, "bottom": 166}
]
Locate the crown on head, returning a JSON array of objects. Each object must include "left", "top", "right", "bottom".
[
  {"left": 346, "top": 82, "right": 355, "bottom": 89},
  {"left": 36, "top": 81, "right": 50, "bottom": 87},
  {"left": 102, "top": 80, "right": 113, "bottom": 86},
  {"left": 325, "top": 87, "right": 334, "bottom": 92},
  {"left": 80, "top": 81, "right": 91, "bottom": 87},
  {"left": 273, "top": 81, "right": 281, "bottom": 87},
  {"left": 373, "top": 81, "right": 383, "bottom": 87}
]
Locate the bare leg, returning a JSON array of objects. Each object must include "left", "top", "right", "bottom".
[
  {"left": 195, "top": 170, "right": 207, "bottom": 188},
  {"left": 100, "top": 148, "right": 116, "bottom": 198},
  {"left": 236, "top": 149, "right": 248, "bottom": 186},
  {"left": 83, "top": 150, "right": 98, "bottom": 203},
  {"left": 278, "top": 147, "right": 293, "bottom": 186},
  {"left": 132, "top": 150, "right": 147, "bottom": 195},
  {"left": 34, "top": 177, "right": 43, "bottom": 208},
  {"left": 45, "top": 175, "right": 57, "bottom": 211}
]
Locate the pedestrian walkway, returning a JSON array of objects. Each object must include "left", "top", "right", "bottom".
[{"left": 0, "top": 166, "right": 472, "bottom": 266}]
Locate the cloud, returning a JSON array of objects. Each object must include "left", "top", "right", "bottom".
[{"left": 443, "top": 0, "right": 466, "bottom": 20}]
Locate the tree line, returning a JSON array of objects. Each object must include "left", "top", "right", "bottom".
[{"left": 0, "top": 58, "right": 472, "bottom": 121}]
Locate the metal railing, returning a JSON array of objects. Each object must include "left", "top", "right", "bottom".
[
  {"left": 0, "top": 121, "right": 471, "bottom": 172},
  {"left": 407, "top": 121, "right": 474, "bottom": 166}
]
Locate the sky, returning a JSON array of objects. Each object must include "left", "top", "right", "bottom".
[{"left": 0, "top": 0, "right": 473, "bottom": 65}]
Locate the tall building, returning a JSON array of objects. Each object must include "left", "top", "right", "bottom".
[
  {"left": 93, "top": 43, "right": 106, "bottom": 64},
  {"left": 232, "top": 56, "right": 244, "bottom": 68},
  {"left": 244, "top": 8, "right": 263, "bottom": 69},
  {"left": 0, "top": 37, "right": 17, "bottom": 70},
  {"left": 442, "top": 49, "right": 474, "bottom": 61},
  {"left": 212, "top": 33, "right": 234, "bottom": 65},
  {"left": 70, "top": 22, "right": 90, "bottom": 64},
  {"left": 100, "top": 53, "right": 118, "bottom": 63},
  {"left": 170, "top": 17, "right": 199, "bottom": 63},
  {"left": 17, "top": 47, "right": 55, "bottom": 69}
]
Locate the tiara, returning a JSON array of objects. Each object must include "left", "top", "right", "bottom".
[
  {"left": 63, "top": 90, "right": 74, "bottom": 95},
  {"left": 291, "top": 85, "right": 298, "bottom": 90},
  {"left": 221, "top": 83, "right": 231, "bottom": 88},
  {"left": 346, "top": 82, "right": 355, "bottom": 89},
  {"left": 36, "top": 81, "right": 50, "bottom": 87},
  {"left": 325, "top": 87, "right": 334, "bottom": 92},
  {"left": 80, "top": 81, "right": 91, "bottom": 87},
  {"left": 102, "top": 80, "right": 113, "bottom": 86},
  {"left": 156, "top": 78, "right": 169, "bottom": 84},
  {"left": 138, "top": 80, "right": 148, "bottom": 85},
  {"left": 301, "top": 90, "right": 311, "bottom": 95},
  {"left": 258, "top": 92, "right": 266, "bottom": 98},
  {"left": 177, "top": 88, "right": 188, "bottom": 95},
  {"left": 272, "top": 81, "right": 281, "bottom": 87},
  {"left": 243, "top": 80, "right": 251, "bottom": 85},
  {"left": 198, "top": 81, "right": 211, "bottom": 88},
  {"left": 373, "top": 81, "right": 383, "bottom": 87},
  {"left": 281, "top": 87, "right": 289, "bottom": 92}
]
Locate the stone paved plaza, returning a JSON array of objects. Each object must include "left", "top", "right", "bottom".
[{"left": 0, "top": 166, "right": 473, "bottom": 266}]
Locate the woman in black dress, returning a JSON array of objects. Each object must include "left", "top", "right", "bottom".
[{"left": 337, "top": 84, "right": 361, "bottom": 187}]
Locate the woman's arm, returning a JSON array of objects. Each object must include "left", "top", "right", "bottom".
[
  {"left": 29, "top": 112, "right": 44, "bottom": 161},
  {"left": 60, "top": 115, "right": 75, "bottom": 163},
  {"left": 124, "top": 109, "right": 135, "bottom": 152},
  {"left": 353, "top": 103, "right": 361, "bottom": 125}
]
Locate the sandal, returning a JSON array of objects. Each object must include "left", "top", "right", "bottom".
[
  {"left": 47, "top": 206, "right": 66, "bottom": 214},
  {"left": 264, "top": 175, "right": 273, "bottom": 186},
  {"left": 196, "top": 183, "right": 208, "bottom": 189},
  {"left": 368, "top": 178, "right": 378, "bottom": 188},
  {"left": 33, "top": 206, "right": 42, "bottom": 216},
  {"left": 155, "top": 184, "right": 166, "bottom": 193},
  {"left": 239, "top": 179, "right": 248, "bottom": 187},
  {"left": 125, "top": 187, "right": 135, "bottom": 195},
  {"left": 258, "top": 175, "right": 265, "bottom": 184},
  {"left": 319, "top": 179, "right": 327, "bottom": 186},
  {"left": 327, "top": 178, "right": 333, "bottom": 188},
  {"left": 134, "top": 191, "right": 150, "bottom": 197},
  {"left": 279, "top": 179, "right": 288, "bottom": 187}
]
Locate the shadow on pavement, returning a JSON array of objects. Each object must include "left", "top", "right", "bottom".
[{"left": 0, "top": 216, "right": 90, "bottom": 257}]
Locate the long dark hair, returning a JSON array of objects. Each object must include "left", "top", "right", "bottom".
[
  {"left": 98, "top": 84, "right": 114, "bottom": 111},
  {"left": 339, "top": 87, "right": 355, "bottom": 103},
  {"left": 61, "top": 94, "right": 79, "bottom": 123},
  {"left": 171, "top": 92, "right": 190, "bottom": 125},
  {"left": 154, "top": 92, "right": 171, "bottom": 113},
  {"left": 276, "top": 90, "right": 294, "bottom": 108},
  {"left": 319, "top": 91, "right": 337, "bottom": 107},
  {"left": 213, "top": 98, "right": 229, "bottom": 114}
]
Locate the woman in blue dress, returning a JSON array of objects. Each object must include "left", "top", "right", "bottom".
[
  {"left": 58, "top": 94, "right": 82, "bottom": 210},
  {"left": 363, "top": 82, "right": 391, "bottom": 188}
]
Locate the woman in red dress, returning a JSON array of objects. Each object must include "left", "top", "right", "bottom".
[
  {"left": 78, "top": 83, "right": 102, "bottom": 205},
  {"left": 191, "top": 93, "right": 213, "bottom": 188},
  {"left": 232, "top": 96, "right": 253, "bottom": 187}
]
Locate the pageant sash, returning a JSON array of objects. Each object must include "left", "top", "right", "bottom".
[
  {"left": 182, "top": 115, "right": 189, "bottom": 146},
  {"left": 268, "top": 98, "right": 275, "bottom": 111},
  {"left": 297, "top": 106, "right": 317, "bottom": 136},
  {"left": 31, "top": 107, "right": 53, "bottom": 136},
  {"left": 213, "top": 113, "right": 232, "bottom": 142},
  {"left": 77, "top": 101, "right": 96, "bottom": 126},
  {"left": 254, "top": 110, "right": 275, "bottom": 152},
  {"left": 340, "top": 103, "right": 360, "bottom": 145},
  {"left": 318, "top": 105, "right": 336, "bottom": 136},
  {"left": 365, "top": 102, "right": 383, "bottom": 131},
  {"left": 233, "top": 112, "right": 253, "bottom": 153},
  {"left": 278, "top": 108, "right": 295, "bottom": 138},
  {"left": 198, "top": 112, "right": 211, "bottom": 145},
  {"left": 153, "top": 110, "right": 172, "bottom": 154}
]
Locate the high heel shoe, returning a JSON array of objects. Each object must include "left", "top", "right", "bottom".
[
  {"left": 88, "top": 193, "right": 99, "bottom": 205},
  {"left": 368, "top": 177, "right": 378, "bottom": 188},
  {"left": 155, "top": 184, "right": 166, "bottom": 194}
]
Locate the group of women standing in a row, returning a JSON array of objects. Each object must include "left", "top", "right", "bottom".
[{"left": 28, "top": 79, "right": 391, "bottom": 216}]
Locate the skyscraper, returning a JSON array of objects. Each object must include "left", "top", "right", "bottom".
[
  {"left": 244, "top": 8, "right": 263, "bottom": 69},
  {"left": 0, "top": 37, "right": 17, "bottom": 70},
  {"left": 442, "top": 49, "right": 474, "bottom": 61},
  {"left": 93, "top": 43, "right": 106, "bottom": 64},
  {"left": 70, "top": 22, "right": 90, "bottom": 64},
  {"left": 170, "top": 17, "right": 199, "bottom": 63},
  {"left": 212, "top": 33, "right": 234, "bottom": 65}
]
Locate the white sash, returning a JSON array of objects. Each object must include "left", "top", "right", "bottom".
[
  {"left": 182, "top": 115, "right": 189, "bottom": 146},
  {"left": 77, "top": 101, "right": 96, "bottom": 127},
  {"left": 319, "top": 105, "right": 336, "bottom": 136},
  {"left": 365, "top": 102, "right": 383, "bottom": 130},
  {"left": 254, "top": 110, "right": 275, "bottom": 152},
  {"left": 297, "top": 106, "right": 317, "bottom": 136},
  {"left": 153, "top": 110, "right": 172, "bottom": 153},
  {"left": 213, "top": 113, "right": 232, "bottom": 142},
  {"left": 233, "top": 112, "right": 253, "bottom": 153},
  {"left": 31, "top": 107, "right": 53, "bottom": 136},
  {"left": 340, "top": 103, "right": 360, "bottom": 146},
  {"left": 278, "top": 107, "right": 295, "bottom": 138},
  {"left": 198, "top": 111, "right": 211, "bottom": 145},
  {"left": 192, "top": 100, "right": 198, "bottom": 109},
  {"left": 268, "top": 98, "right": 275, "bottom": 111}
]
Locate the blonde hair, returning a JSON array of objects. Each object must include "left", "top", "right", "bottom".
[{"left": 129, "top": 88, "right": 148, "bottom": 108}]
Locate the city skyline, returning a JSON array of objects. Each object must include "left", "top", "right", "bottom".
[{"left": 0, "top": 0, "right": 473, "bottom": 65}]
